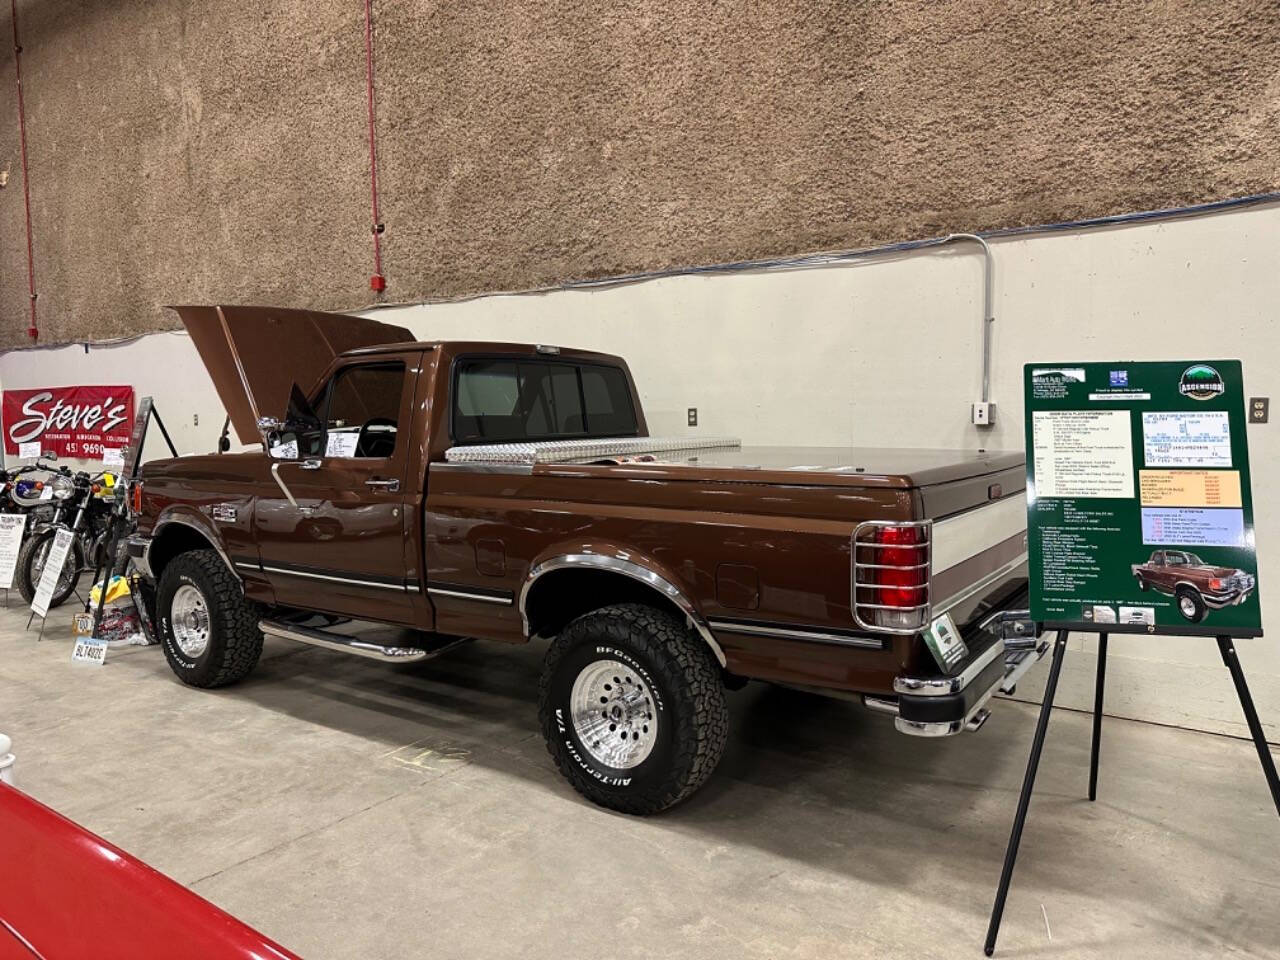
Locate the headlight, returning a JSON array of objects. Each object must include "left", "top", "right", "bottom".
[{"left": 51, "top": 476, "right": 75, "bottom": 500}]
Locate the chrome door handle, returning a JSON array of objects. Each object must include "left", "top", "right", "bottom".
[
  {"left": 300, "top": 459, "right": 323, "bottom": 471},
  {"left": 365, "top": 478, "right": 400, "bottom": 492}
]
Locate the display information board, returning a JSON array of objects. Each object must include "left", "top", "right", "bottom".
[
  {"left": 30, "top": 528, "right": 74, "bottom": 620},
  {"left": 1025, "top": 361, "right": 1261, "bottom": 637},
  {"left": 0, "top": 515, "right": 25, "bottom": 590}
]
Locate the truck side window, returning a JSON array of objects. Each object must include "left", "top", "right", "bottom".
[
  {"left": 314, "top": 362, "right": 404, "bottom": 458},
  {"left": 454, "top": 359, "right": 638, "bottom": 444}
]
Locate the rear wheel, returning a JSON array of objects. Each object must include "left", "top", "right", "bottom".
[
  {"left": 1176, "top": 586, "right": 1207, "bottom": 623},
  {"left": 157, "top": 550, "right": 264, "bottom": 687},
  {"left": 538, "top": 603, "right": 729, "bottom": 815},
  {"left": 16, "top": 530, "right": 84, "bottom": 610}
]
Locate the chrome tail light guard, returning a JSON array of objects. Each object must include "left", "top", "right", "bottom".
[{"left": 851, "top": 519, "right": 933, "bottom": 635}]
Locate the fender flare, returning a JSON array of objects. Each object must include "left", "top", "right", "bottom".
[
  {"left": 149, "top": 509, "right": 241, "bottom": 584},
  {"left": 519, "top": 551, "right": 727, "bottom": 668}
]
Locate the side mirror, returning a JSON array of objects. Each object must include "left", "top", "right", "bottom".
[
  {"left": 257, "top": 384, "right": 324, "bottom": 460},
  {"left": 256, "top": 420, "right": 299, "bottom": 460},
  {"left": 39, "top": 451, "right": 57, "bottom": 463},
  {"left": 256, "top": 416, "right": 286, "bottom": 434}
]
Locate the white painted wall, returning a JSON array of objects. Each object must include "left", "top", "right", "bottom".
[
  {"left": 0, "top": 331, "right": 229, "bottom": 467},
  {"left": 2, "top": 204, "right": 1276, "bottom": 739}
]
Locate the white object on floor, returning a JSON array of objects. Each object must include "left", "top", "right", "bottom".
[{"left": 0, "top": 732, "right": 13, "bottom": 786}]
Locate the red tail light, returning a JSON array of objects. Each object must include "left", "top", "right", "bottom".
[
  {"left": 33, "top": 481, "right": 44, "bottom": 492},
  {"left": 852, "top": 521, "right": 932, "bottom": 633},
  {"left": 875, "top": 526, "right": 928, "bottom": 607},
  {"left": 132, "top": 481, "right": 144, "bottom": 515}
]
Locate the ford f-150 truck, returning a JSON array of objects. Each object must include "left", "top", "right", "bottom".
[
  {"left": 128, "top": 305, "right": 1045, "bottom": 814},
  {"left": 1132, "top": 549, "right": 1257, "bottom": 623}
]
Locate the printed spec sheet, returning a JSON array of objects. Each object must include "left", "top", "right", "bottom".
[{"left": 1023, "top": 361, "right": 1260, "bottom": 636}]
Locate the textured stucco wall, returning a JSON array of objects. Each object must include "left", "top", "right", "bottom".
[{"left": 1, "top": 0, "right": 1279, "bottom": 346}]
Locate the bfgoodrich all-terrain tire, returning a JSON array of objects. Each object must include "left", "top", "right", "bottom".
[
  {"left": 1175, "top": 586, "right": 1208, "bottom": 624},
  {"left": 157, "top": 550, "right": 264, "bottom": 688},
  {"left": 538, "top": 603, "right": 729, "bottom": 815}
]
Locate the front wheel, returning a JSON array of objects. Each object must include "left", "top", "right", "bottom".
[
  {"left": 1176, "top": 586, "right": 1207, "bottom": 623},
  {"left": 538, "top": 603, "right": 729, "bottom": 815},
  {"left": 157, "top": 550, "right": 264, "bottom": 687},
  {"left": 16, "top": 530, "right": 84, "bottom": 609}
]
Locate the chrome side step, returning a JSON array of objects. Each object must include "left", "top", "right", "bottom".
[{"left": 259, "top": 619, "right": 469, "bottom": 663}]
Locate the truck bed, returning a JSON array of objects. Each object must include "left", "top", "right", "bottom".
[{"left": 441, "top": 441, "right": 1026, "bottom": 518}]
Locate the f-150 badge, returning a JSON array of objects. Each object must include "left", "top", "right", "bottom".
[{"left": 211, "top": 504, "right": 238, "bottom": 523}]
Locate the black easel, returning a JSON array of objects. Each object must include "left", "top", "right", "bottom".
[{"left": 984, "top": 629, "right": 1280, "bottom": 956}]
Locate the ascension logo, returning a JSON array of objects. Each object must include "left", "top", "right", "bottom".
[{"left": 1179, "top": 364, "right": 1225, "bottom": 401}]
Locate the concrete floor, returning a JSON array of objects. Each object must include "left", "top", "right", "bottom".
[{"left": 2, "top": 594, "right": 1278, "bottom": 960}]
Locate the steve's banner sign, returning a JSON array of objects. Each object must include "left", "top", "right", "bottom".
[{"left": 2, "top": 386, "right": 135, "bottom": 459}]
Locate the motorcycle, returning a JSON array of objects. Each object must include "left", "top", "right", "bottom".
[
  {"left": 15, "top": 465, "right": 118, "bottom": 610},
  {"left": 1, "top": 455, "right": 62, "bottom": 534}
]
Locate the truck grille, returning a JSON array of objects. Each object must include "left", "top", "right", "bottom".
[
  {"left": 1228, "top": 574, "right": 1255, "bottom": 592},
  {"left": 851, "top": 520, "right": 933, "bottom": 635}
]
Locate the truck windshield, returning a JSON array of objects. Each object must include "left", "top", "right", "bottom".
[{"left": 453, "top": 359, "right": 638, "bottom": 444}]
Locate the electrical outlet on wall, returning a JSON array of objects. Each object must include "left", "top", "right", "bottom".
[
  {"left": 971, "top": 401, "right": 996, "bottom": 426},
  {"left": 687, "top": 408, "right": 698, "bottom": 427}
]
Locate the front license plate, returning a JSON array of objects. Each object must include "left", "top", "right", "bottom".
[{"left": 925, "top": 612, "right": 969, "bottom": 671}]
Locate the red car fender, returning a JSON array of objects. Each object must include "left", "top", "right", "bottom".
[{"left": 0, "top": 784, "right": 301, "bottom": 959}]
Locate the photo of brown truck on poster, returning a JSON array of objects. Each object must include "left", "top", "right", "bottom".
[{"left": 1131, "top": 550, "right": 1257, "bottom": 623}]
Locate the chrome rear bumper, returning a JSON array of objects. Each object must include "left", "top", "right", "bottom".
[{"left": 867, "top": 609, "right": 1049, "bottom": 738}]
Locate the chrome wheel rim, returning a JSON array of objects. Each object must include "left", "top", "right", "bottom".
[
  {"left": 171, "top": 584, "right": 211, "bottom": 657},
  {"left": 1179, "top": 595, "right": 1196, "bottom": 617},
  {"left": 569, "top": 659, "right": 657, "bottom": 769}
]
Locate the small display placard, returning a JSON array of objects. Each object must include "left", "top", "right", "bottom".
[
  {"left": 30, "top": 528, "right": 74, "bottom": 620},
  {"left": 1025, "top": 361, "right": 1261, "bottom": 637},
  {"left": 0, "top": 515, "right": 25, "bottom": 590}
]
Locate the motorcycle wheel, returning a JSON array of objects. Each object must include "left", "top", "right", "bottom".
[{"left": 16, "top": 530, "right": 85, "bottom": 609}]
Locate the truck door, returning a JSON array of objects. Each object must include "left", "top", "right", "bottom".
[{"left": 253, "top": 353, "right": 420, "bottom": 623}]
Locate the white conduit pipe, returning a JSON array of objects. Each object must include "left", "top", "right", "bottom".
[{"left": 939, "top": 233, "right": 996, "bottom": 404}]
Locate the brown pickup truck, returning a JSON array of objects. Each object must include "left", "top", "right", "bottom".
[
  {"left": 1132, "top": 549, "right": 1257, "bottom": 623},
  {"left": 128, "top": 306, "right": 1045, "bottom": 814}
]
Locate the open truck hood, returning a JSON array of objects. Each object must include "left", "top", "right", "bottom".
[{"left": 170, "top": 305, "right": 414, "bottom": 445}]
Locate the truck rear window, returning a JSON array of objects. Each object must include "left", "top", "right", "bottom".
[{"left": 453, "top": 359, "right": 638, "bottom": 444}]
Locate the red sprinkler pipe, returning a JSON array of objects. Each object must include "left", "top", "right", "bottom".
[
  {"left": 363, "top": 0, "right": 386, "bottom": 293},
  {"left": 10, "top": 0, "right": 38, "bottom": 340}
]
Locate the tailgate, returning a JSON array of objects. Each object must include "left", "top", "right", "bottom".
[{"left": 929, "top": 494, "right": 1029, "bottom": 630}]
